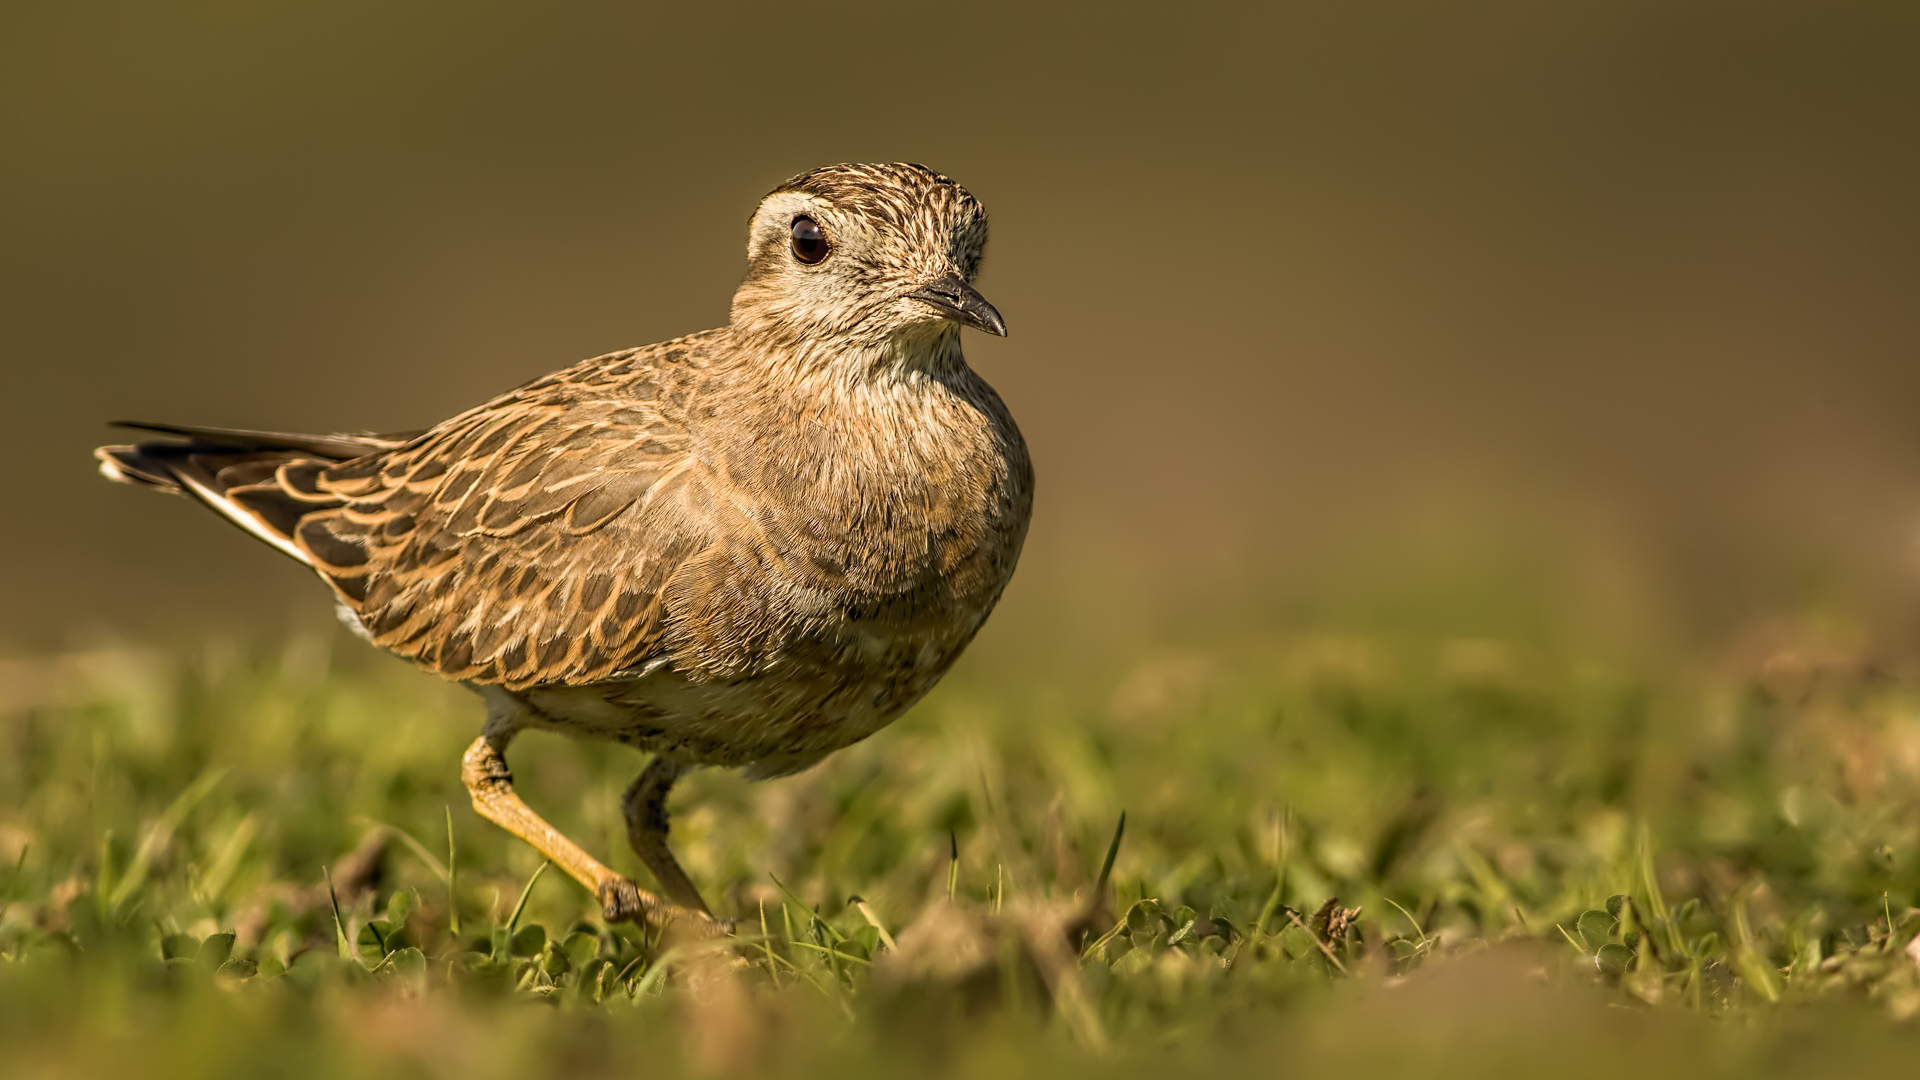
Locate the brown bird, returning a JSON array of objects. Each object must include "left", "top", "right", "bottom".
[{"left": 95, "top": 163, "right": 1033, "bottom": 931}]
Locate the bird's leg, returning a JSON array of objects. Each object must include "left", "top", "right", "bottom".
[
  {"left": 460, "top": 733, "right": 722, "bottom": 933},
  {"left": 622, "top": 757, "right": 716, "bottom": 917}
]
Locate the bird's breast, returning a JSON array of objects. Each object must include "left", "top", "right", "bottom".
[{"left": 661, "top": 371, "right": 1031, "bottom": 685}]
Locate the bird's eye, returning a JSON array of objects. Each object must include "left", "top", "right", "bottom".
[{"left": 790, "top": 215, "right": 829, "bottom": 264}]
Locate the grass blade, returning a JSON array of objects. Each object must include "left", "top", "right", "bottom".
[
  {"left": 323, "top": 866, "right": 353, "bottom": 962},
  {"left": 769, "top": 873, "right": 845, "bottom": 944},
  {"left": 109, "top": 767, "right": 226, "bottom": 914},
  {"left": 351, "top": 816, "right": 448, "bottom": 881},
  {"left": 1254, "top": 806, "right": 1291, "bottom": 935},
  {"left": 1635, "top": 822, "right": 1685, "bottom": 961},
  {"left": 95, "top": 831, "right": 114, "bottom": 921},
  {"left": 445, "top": 806, "right": 461, "bottom": 938},
  {"left": 848, "top": 895, "right": 898, "bottom": 953},
  {"left": 0, "top": 844, "right": 26, "bottom": 927},
  {"left": 506, "top": 861, "right": 549, "bottom": 933},
  {"left": 1094, "top": 811, "right": 1126, "bottom": 897},
  {"left": 1384, "top": 896, "right": 1427, "bottom": 942}
]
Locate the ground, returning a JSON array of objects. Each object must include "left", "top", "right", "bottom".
[{"left": 5, "top": 608, "right": 1920, "bottom": 1078}]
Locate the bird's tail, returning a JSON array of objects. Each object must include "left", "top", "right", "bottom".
[{"left": 94, "top": 421, "right": 421, "bottom": 564}]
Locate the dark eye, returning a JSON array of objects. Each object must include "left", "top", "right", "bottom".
[{"left": 790, "top": 215, "right": 829, "bottom": 264}]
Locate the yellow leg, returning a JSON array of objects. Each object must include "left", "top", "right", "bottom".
[{"left": 461, "top": 734, "right": 726, "bottom": 933}]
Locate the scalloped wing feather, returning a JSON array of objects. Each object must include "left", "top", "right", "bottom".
[
  {"left": 96, "top": 344, "right": 715, "bottom": 690},
  {"left": 324, "top": 351, "right": 708, "bottom": 688}
]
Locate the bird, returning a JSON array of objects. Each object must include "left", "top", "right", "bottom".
[{"left": 95, "top": 162, "right": 1033, "bottom": 933}]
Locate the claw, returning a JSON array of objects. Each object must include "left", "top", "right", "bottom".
[
  {"left": 598, "top": 876, "right": 734, "bottom": 937},
  {"left": 599, "top": 877, "right": 643, "bottom": 923}
]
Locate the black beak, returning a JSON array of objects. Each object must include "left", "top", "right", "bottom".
[{"left": 906, "top": 273, "right": 1008, "bottom": 337}]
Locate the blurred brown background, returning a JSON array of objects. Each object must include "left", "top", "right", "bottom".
[{"left": 4, "top": 0, "right": 1918, "bottom": 658}]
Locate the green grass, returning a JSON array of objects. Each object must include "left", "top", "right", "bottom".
[{"left": 6, "top": 617, "right": 1920, "bottom": 1077}]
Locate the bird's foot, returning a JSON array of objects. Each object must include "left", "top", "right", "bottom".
[{"left": 598, "top": 876, "right": 735, "bottom": 937}]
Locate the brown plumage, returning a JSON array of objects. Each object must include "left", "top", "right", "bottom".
[{"left": 96, "top": 163, "right": 1033, "bottom": 929}]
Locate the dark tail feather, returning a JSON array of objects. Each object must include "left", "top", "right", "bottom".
[
  {"left": 108, "top": 421, "right": 422, "bottom": 459},
  {"left": 95, "top": 421, "right": 396, "bottom": 567},
  {"left": 95, "top": 421, "right": 423, "bottom": 494},
  {"left": 95, "top": 443, "right": 188, "bottom": 492}
]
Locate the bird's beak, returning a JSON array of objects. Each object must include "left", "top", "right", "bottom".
[{"left": 906, "top": 273, "right": 1008, "bottom": 337}]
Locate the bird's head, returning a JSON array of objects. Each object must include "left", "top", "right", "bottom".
[{"left": 730, "top": 163, "right": 1003, "bottom": 358}]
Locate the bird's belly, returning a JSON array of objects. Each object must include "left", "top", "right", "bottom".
[{"left": 517, "top": 616, "right": 977, "bottom": 774}]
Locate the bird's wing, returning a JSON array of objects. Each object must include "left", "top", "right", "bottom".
[
  {"left": 99, "top": 346, "right": 714, "bottom": 689},
  {"left": 335, "top": 353, "right": 708, "bottom": 688}
]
